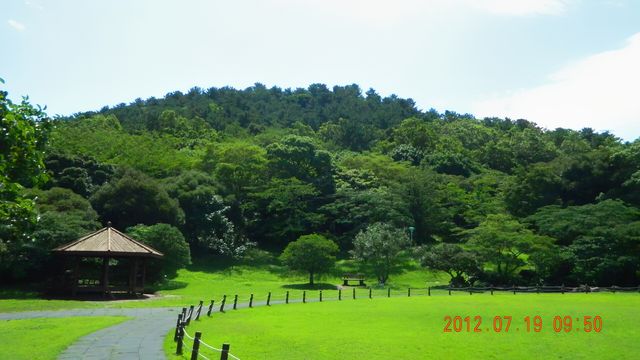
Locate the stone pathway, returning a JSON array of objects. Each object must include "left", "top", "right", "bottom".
[{"left": 1, "top": 307, "right": 179, "bottom": 359}]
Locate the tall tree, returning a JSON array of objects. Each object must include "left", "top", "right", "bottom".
[{"left": 352, "top": 223, "right": 411, "bottom": 284}]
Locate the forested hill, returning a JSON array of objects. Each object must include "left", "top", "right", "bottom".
[{"left": 3, "top": 83, "right": 640, "bottom": 286}]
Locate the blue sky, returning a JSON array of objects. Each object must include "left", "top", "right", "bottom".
[{"left": 2, "top": 0, "right": 639, "bottom": 140}]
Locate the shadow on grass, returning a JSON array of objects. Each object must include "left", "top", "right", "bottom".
[{"left": 282, "top": 283, "right": 338, "bottom": 290}]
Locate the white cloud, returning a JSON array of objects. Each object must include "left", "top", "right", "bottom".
[
  {"left": 272, "top": 0, "right": 567, "bottom": 24},
  {"left": 467, "top": 0, "right": 570, "bottom": 16},
  {"left": 7, "top": 19, "right": 26, "bottom": 31},
  {"left": 24, "top": 0, "right": 44, "bottom": 11},
  {"left": 472, "top": 32, "right": 640, "bottom": 141}
]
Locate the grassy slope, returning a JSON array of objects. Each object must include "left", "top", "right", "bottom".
[
  {"left": 0, "top": 316, "right": 129, "bottom": 360},
  {"left": 165, "top": 293, "right": 640, "bottom": 360},
  {"left": 0, "top": 260, "right": 449, "bottom": 312}
]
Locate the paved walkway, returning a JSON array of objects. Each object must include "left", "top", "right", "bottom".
[
  {"left": 1, "top": 307, "right": 179, "bottom": 359},
  {"left": 0, "top": 297, "right": 318, "bottom": 359}
]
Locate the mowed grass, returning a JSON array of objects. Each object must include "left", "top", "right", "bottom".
[
  {"left": 0, "top": 259, "right": 448, "bottom": 312},
  {"left": 0, "top": 316, "right": 129, "bottom": 360},
  {"left": 164, "top": 293, "right": 640, "bottom": 360}
]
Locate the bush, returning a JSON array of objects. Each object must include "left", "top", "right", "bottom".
[{"left": 126, "top": 223, "right": 191, "bottom": 279}]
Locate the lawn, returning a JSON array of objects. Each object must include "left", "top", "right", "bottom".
[
  {"left": 0, "top": 316, "right": 129, "bottom": 360},
  {"left": 164, "top": 293, "right": 640, "bottom": 360},
  {"left": 0, "top": 259, "right": 449, "bottom": 312}
]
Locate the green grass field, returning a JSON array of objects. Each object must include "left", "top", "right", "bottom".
[
  {"left": 0, "top": 259, "right": 448, "bottom": 312},
  {"left": 165, "top": 293, "right": 640, "bottom": 360},
  {"left": 0, "top": 316, "right": 129, "bottom": 360}
]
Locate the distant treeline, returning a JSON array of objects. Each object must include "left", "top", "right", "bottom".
[{"left": 2, "top": 83, "right": 639, "bottom": 286}]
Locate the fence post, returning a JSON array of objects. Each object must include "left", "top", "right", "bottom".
[
  {"left": 176, "top": 322, "right": 184, "bottom": 355},
  {"left": 181, "top": 307, "right": 187, "bottom": 321},
  {"left": 207, "top": 300, "right": 215, "bottom": 316},
  {"left": 286, "top": 291, "right": 289, "bottom": 304},
  {"left": 339, "top": 289, "right": 342, "bottom": 300},
  {"left": 448, "top": 286, "right": 451, "bottom": 296},
  {"left": 267, "top": 292, "right": 271, "bottom": 306},
  {"left": 219, "top": 295, "right": 227, "bottom": 312},
  {"left": 249, "top": 294, "right": 254, "bottom": 307},
  {"left": 190, "top": 331, "right": 202, "bottom": 360},
  {"left": 469, "top": 287, "right": 472, "bottom": 296},
  {"left": 585, "top": 284, "right": 589, "bottom": 294},
  {"left": 196, "top": 300, "right": 203, "bottom": 320},
  {"left": 408, "top": 288, "right": 411, "bottom": 297},
  {"left": 303, "top": 291, "right": 306, "bottom": 303},
  {"left": 428, "top": 287, "right": 431, "bottom": 296},
  {"left": 561, "top": 284, "right": 565, "bottom": 295},
  {"left": 320, "top": 290, "right": 323, "bottom": 302},
  {"left": 536, "top": 286, "right": 540, "bottom": 294},
  {"left": 186, "top": 305, "right": 194, "bottom": 325},
  {"left": 174, "top": 313, "right": 183, "bottom": 341},
  {"left": 512, "top": 285, "right": 516, "bottom": 295},
  {"left": 353, "top": 287, "right": 356, "bottom": 300},
  {"left": 388, "top": 287, "right": 391, "bottom": 298},
  {"left": 233, "top": 295, "right": 238, "bottom": 310},
  {"left": 220, "top": 343, "right": 230, "bottom": 360},
  {"left": 490, "top": 285, "right": 494, "bottom": 296}
]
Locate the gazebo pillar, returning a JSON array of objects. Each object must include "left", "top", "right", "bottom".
[{"left": 102, "top": 256, "right": 110, "bottom": 297}]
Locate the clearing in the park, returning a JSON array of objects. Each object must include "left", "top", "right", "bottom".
[{"left": 165, "top": 293, "right": 640, "bottom": 359}]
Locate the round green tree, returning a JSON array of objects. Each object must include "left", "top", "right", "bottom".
[
  {"left": 280, "top": 234, "right": 338, "bottom": 285},
  {"left": 126, "top": 223, "right": 191, "bottom": 279}
]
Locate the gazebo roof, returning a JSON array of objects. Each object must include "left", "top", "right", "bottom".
[{"left": 52, "top": 225, "right": 163, "bottom": 258}]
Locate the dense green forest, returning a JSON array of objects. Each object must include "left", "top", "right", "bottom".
[{"left": 2, "top": 83, "right": 639, "bottom": 286}]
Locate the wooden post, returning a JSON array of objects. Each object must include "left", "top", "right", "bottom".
[
  {"left": 174, "top": 313, "right": 183, "bottom": 341},
  {"left": 176, "top": 322, "right": 184, "bottom": 355},
  {"left": 186, "top": 305, "right": 194, "bottom": 325},
  {"left": 469, "top": 288, "right": 472, "bottom": 295},
  {"left": 490, "top": 285, "right": 494, "bottom": 295},
  {"left": 339, "top": 289, "right": 342, "bottom": 300},
  {"left": 513, "top": 285, "right": 516, "bottom": 295},
  {"left": 303, "top": 291, "right": 306, "bottom": 303},
  {"left": 285, "top": 291, "right": 289, "bottom": 304},
  {"left": 388, "top": 287, "right": 391, "bottom": 298},
  {"left": 207, "top": 300, "right": 215, "bottom": 316},
  {"left": 181, "top": 307, "right": 187, "bottom": 321},
  {"left": 561, "top": 284, "right": 565, "bottom": 294},
  {"left": 319, "top": 290, "right": 323, "bottom": 302},
  {"left": 249, "top": 294, "right": 254, "bottom": 308},
  {"left": 220, "top": 343, "right": 230, "bottom": 360},
  {"left": 220, "top": 295, "right": 226, "bottom": 312},
  {"left": 128, "top": 259, "right": 135, "bottom": 294},
  {"left": 71, "top": 257, "right": 79, "bottom": 297},
  {"left": 536, "top": 286, "right": 540, "bottom": 294},
  {"left": 196, "top": 300, "right": 203, "bottom": 320},
  {"left": 267, "top": 292, "right": 271, "bottom": 306},
  {"left": 352, "top": 287, "right": 356, "bottom": 300},
  {"left": 369, "top": 287, "right": 372, "bottom": 299},
  {"left": 448, "top": 286, "right": 451, "bottom": 296},
  {"left": 408, "top": 288, "right": 411, "bottom": 297},
  {"left": 141, "top": 258, "right": 147, "bottom": 294},
  {"left": 233, "top": 295, "right": 238, "bottom": 310},
  {"left": 428, "top": 287, "right": 431, "bottom": 296},
  {"left": 191, "top": 332, "right": 202, "bottom": 360},
  {"left": 585, "top": 284, "right": 589, "bottom": 294},
  {"left": 102, "top": 256, "right": 110, "bottom": 297}
]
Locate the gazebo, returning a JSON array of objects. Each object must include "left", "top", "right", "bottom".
[{"left": 52, "top": 222, "right": 163, "bottom": 297}]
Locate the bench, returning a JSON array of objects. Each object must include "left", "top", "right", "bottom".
[{"left": 342, "top": 274, "right": 366, "bottom": 287}]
